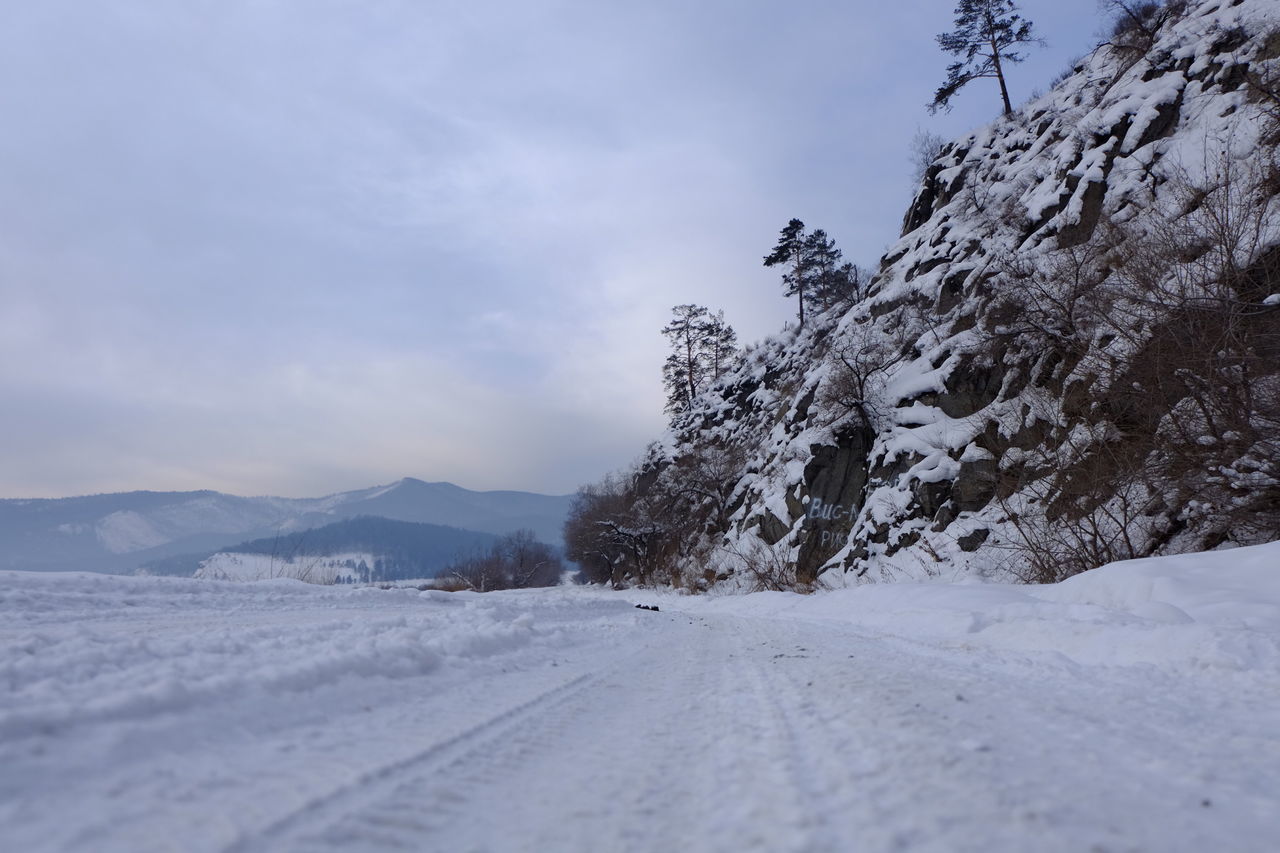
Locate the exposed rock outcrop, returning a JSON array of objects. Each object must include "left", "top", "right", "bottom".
[{"left": 661, "top": 0, "right": 1280, "bottom": 586}]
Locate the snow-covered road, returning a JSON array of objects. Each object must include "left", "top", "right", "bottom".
[{"left": 2, "top": 557, "right": 1279, "bottom": 852}]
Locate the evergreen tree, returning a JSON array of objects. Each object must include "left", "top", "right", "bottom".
[
  {"left": 805, "top": 229, "right": 845, "bottom": 311},
  {"left": 662, "top": 304, "right": 711, "bottom": 415},
  {"left": 929, "top": 0, "right": 1041, "bottom": 116},
  {"left": 764, "top": 218, "right": 812, "bottom": 327},
  {"left": 661, "top": 304, "right": 738, "bottom": 418},
  {"left": 704, "top": 309, "right": 738, "bottom": 384}
]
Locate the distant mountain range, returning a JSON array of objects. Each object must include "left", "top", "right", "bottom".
[{"left": 0, "top": 478, "right": 573, "bottom": 573}]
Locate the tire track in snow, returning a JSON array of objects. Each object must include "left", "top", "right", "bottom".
[
  {"left": 724, "top": 621, "right": 830, "bottom": 851},
  {"left": 306, "top": 666, "right": 613, "bottom": 852},
  {"left": 225, "top": 670, "right": 602, "bottom": 853},
  {"left": 218, "top": 606, "right": 1280, "bottom": 853},
  {"left": 398, "top": 618, "right": 728, "bottom": 853},
  {"left": 235, "top": 613, "right": 843, "bottom": 853}
]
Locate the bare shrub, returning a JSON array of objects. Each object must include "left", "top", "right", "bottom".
[
  {"left": 1100, "top": 0, "right": 1186, "bottom": 52},
  {"left": 819, "top": 315, "right": 915, "bottom": 433},
  {"left": 995, "top": 411, "right": 1159, "bottom": 583},
  {"left": 1244, "top": 30, "right": 1280, "bottom": 129},
  {"left": 910, "top": 129, "right": 948, "bottom": 184},
  {"left": 564, "top": 473, "right": 632, "bottom": 586},
  {"left": 562, "top": 455, "right": 682, "bottom": 589},
  {"left": 254, "top": 532, "right": 337, "bottom": 584},
  {"left": 1102, "top": 150, "right": 1280, "bottom": 539},
  {"left": 445, "top": 529, "right": 563, "bottom": 592},
  {"left": 723, "top": 537, "right": 801, "bottom": 593},
  {"left": 1049, "top": 55, "right": 1086, "bottom": 89},
  {"left": 666, "top": 442, "right": 749, "bottom": 539},
  {"left": 565, "top": 440, "right": 749, "bottom": 590}
]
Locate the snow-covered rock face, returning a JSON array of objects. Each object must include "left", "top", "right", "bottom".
[{"left": 670, "top": 0, "right": 1280, "bottom": 585}]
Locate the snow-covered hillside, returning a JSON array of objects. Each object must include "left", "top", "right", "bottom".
[
  {"left": 2, "top": 543, "right": 1278, "bottom": 851},
  {"left": 640, "top": 0, "right": 1280, "bottom": 587}
]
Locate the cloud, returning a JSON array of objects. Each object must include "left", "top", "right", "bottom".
[{"left": 0, "top": 0, "right": 1103, "bottom": 498}]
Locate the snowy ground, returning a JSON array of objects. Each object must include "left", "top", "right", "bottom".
[{"left": 2, "top": 545, "right": 1279, "bottom": 852}]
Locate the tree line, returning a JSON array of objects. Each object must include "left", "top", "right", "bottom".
[
  {"left": 659, "top": 219, "right": 868, "bottom": 421},
  {"left": 439, "top": 529, "right": 564, "bottom": 591},
  {"left": 564, "top": 214, "right": 872, "bottom": 589},
  {"left": 764, "top": 219, "right": 868, "bottom": 329}
]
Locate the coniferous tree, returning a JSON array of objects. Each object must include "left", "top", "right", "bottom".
[
  {"left": 929, "top": 0, "right": 1041, "bottom": 116},
  {"left": 764, "top": 218, "right": 812, "bottom": 327},
  {"left": 817, "top": 261, "right": 868, "bottom": 309},
  {"left": 661, "top": 304, "right": 738, "bottom": 417},
  {"left": 704, "top": 309, "right": 738, "bottom": 384},
  {"left": 805, "top": 229, "right": 845, "bottom": 311},
  {"left": 662, "top": 304, "right": 711, "bottom": 415}
]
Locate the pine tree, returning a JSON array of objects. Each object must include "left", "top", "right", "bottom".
[
  {"left": 805, "top": 229, "right": 845, "bottom": 312},
  {"left": 764, "top": 219, "right": 811, "bottom": 327},
  {"left": 704, "top": 309, "right": 738, "bottom": 384},
  {"left": 662, "top": 304, "right": 709, "bottom": 415},
  {"left": 929, "top": 0, "right": 1041, "bottom": 116},
  {"left": 661, "top": 304, "right": 738, "bottom": 418}
]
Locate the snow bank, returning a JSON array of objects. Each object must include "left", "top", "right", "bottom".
[
  {"left": 1041, "top": 543, "right": 1280, "bottom": 628},
  {"left": 637, "top": 542, "right": 1280, "bottom": 674}
]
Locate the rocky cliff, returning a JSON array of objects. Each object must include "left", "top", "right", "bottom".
[{"left": 665, "top": 0, "right": 1280, "bottom": 586}]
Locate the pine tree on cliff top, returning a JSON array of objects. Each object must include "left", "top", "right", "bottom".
[
  {"left": 764, "top": 218, "right": 811, "bottom": 328},
  {"left": 930, "top": 0, "right": 1042, "bottom": 116}
]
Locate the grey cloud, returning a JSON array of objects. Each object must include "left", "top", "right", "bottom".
[{"left": 0, "top": 0, "right": 1100, "bottom": 498}]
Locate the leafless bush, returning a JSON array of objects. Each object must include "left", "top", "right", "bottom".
[
  {"left": 910, "top": 129, "right": 948, "bottom": 184},
  {"left": 995, "top": 414, "right": 1158, "bottom": 582},
  {"left": 666, "top": 442, "right": 749, "bottom": 538},
  {"left": 562, "top": 457, "right": 683, "bottom": 588},
  {"left": 819, "top": 316, "right": 915, "bottom": 433},
  {"left": 1244, "top": 30, "right": 1280, "bottom": 130},
  {"left": 723, "top": 537, "right": 801, "bottom": 593},
  {"left": 1049, "top": 55, "right": 1086, "bottom": 89},
  {"left": 446, "top": 529, "right": 563, "bottom": 592},
  {"left": 1107, "top": 150, "right": 1280, "bottom": 539},
  {"left": 285, "top": 559, "right": 338, "bottom": 585},
  {"left": 261, "top": 531, "right": 338, "bottom": 584},
  {"left": 1100, "top": 0, "right": 1185, "bottom": 52},
  {"left": 564, "top": 473, "right": 632, "bottom": 586},
  {"left": 565, "top": 441, "right": 749, "bottom": 590}
]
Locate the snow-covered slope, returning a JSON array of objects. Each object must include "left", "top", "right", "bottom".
[
  {"left": 707, "top": 539, "right": 1280, "bottom": 672},
  {"left": 664, "top": 0, "right": 1280, "bottom": 585},
  {"left": 2, "top": 543, "right": 1277, "bottom": 851}
]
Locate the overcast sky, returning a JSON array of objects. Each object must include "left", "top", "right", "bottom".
[{"left": 0, "top": 0, "right": 1102, "bottom": 499}]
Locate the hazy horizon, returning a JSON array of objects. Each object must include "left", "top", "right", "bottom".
[{"left": 1, "top": 475, "right": 577, "bottom": 502}]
